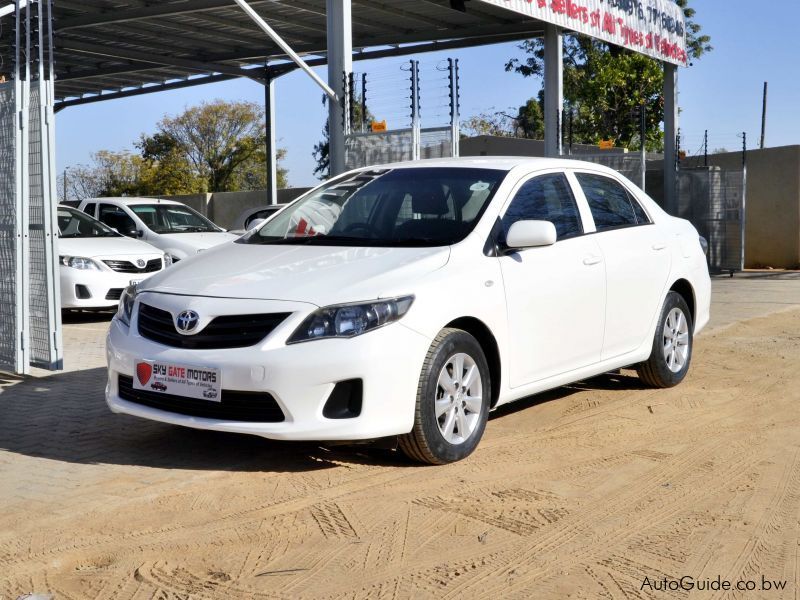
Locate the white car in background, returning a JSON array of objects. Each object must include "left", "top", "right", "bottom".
[
  {"left": 106, "top": 158, "right": 711, "bottom": 464},
  {"left": 57, "top": 206, "right": 167, "bottom": 310},
  {"left": 78, "top": 197, "right": 238, "bottom": 263}
]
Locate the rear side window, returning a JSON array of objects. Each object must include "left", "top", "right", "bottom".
[
  {"left": 82, "top": 203, "right": 96, "bottom": 217},
  {"left": 576, "top": 173, "right": 650, "bottom": 231},
  {"left": 502, "top": 173, "right": 583, "bottom": 241}
]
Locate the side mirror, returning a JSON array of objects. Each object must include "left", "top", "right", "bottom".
[
  {"left": 505, "top": 220, "right": 557, "bottom": 250},
  {"left": 247, "top": 218, "right": 266, "bottom": 230},
  {"left": 136, "top": 229, "right": 144, "bottom": 238}
]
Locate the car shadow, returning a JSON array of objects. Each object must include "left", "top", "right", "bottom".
[
  {"left": 489, "top": 370, "right": 647, "bottom": 421},
  {"left": 0, "top": 367, "right": 410, "bottom": 472}
]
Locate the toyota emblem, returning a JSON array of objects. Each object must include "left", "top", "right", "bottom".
[
  {"left": 175, "top": 310, "right": 200, "bottom": 334},
  {"left": 136, "top": 259, "right": 146, "bottom": 268}
]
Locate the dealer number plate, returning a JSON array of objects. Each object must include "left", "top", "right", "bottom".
[{"left": 134, "top": 360, "right": 221, "bottom": 402}]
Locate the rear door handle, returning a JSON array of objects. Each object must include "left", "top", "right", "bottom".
[
  {"left": 652, "top": 243, "right": 667, "bottom": 251},
  {"left": 583, "top": 255, "right": 603, "bottom": 266}
]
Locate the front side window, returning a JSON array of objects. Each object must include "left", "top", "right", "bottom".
[
  {"left": 242, "top": 167, "right": 507, "bottom": 247},
  {"left": 501, "top": 173, "right": 583, "bottom": 241},
  {"left": 99, "top": 204, "right": 137, "bottom": 236},
  {"left": 129, "top": 204, "right": 221, "bottom": 234},
  {"left": 575, "top": 173, "right": 650, "bottom": 231}
]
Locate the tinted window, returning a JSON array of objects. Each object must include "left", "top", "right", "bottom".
[
  {"left": 576, "top": 173, "right": 649, "bottom": 231},
  {"left": 57, "top": 207, "right": 119, "bottom": 238},
  {"left": 82, "top": 203, "right": 96, "bottom": 217},
  {"left": 99, "top": 204, "right": 137, "bottom": 236},
  {"left": 501, "top": 173, "right": 582, "bottom": 241}
]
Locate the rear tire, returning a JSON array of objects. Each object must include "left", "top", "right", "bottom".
[
  {"left": 637, "top": 291, "right": 693, "bottom": 388},
  {"left": 399, "top": 328, "right": 490, "bottom": 465}
]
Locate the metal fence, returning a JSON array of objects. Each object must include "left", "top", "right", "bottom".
[
  {"left": 0, "top": 0, "right": 61, "bottom": 374},
  {"left": 345, "top": 126, "right": 452, "bottom": 170},
  {"left": 0, "top": 82, "right": 22, "bottom": 373}
]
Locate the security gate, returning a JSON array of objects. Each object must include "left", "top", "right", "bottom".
[
  {"left": 0, "top": 0, "right": 61, "bottom": 374},
  {"left": 677, "top": 166, "right": 745, "bottom": 274}
]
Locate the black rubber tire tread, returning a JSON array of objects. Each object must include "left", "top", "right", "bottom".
[
  {"left": 398, "top": 328, "right": 490, "bottom": 465},
  {"left": 637, "top": 291, "right": 693, "bottom": 388}
]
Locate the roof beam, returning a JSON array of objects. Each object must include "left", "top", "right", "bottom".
[
  {"left": 58, "top": 40, "right": 265, "bottom": 82},
  {"left": 56, "top": 0, "right": 271, "bottom": 31}
]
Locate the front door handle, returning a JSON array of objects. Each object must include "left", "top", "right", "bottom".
[
  {"left": 583, "top": 255, "right": 603, "bottom": 266},
  {"left": 652, "top": 243, "right": 667, "bottom": 251}
]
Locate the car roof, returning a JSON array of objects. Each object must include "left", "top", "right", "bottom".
[
  {"left": 87, "top": 197, "right": 184, "bottom": 206},
  {"left": 363, "top": 156, "right": 621, "bottom": 174}
]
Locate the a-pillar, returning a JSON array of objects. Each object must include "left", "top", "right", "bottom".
[
  {"left": 663, "top": 62, "right": 679, "bottom": 215},
  {"left": 327, "top": 0, "right": 352, "bottom": 176},
  {"left": 543, "top": 23, "right": 563, "bottom": 158}
]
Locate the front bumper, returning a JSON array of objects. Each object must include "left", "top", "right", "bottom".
[
  {"left": 105, "top": 294, "right": 432, "bottom": 441},
  {"left": 60, "top": 265, "right": 161, "bottom": 309}
]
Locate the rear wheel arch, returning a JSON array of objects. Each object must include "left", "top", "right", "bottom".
[
  {"left": 444, "top": 317, "right": 501, "bottom": 408},
  {"left": 669, "top": 279, "right": 695, "bottom": 329}
]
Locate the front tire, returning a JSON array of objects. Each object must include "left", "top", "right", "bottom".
[
  {"left": 637, "top": 291, "right": 693, "bottom": 388},
  {"left": 399, "top": 328, "right": 490, "bottom": 465}
]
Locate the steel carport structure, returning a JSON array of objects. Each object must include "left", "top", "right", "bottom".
[{"left": 0, "top": 0, "right": 686, "bottom": 374}]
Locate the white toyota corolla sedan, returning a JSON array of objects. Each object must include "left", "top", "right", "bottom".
[
  {"left": 58, "top": 206, "right": 168, "bottom": 310},
  {"left": 106, "top": 158, "right": 710, "bottom": 464}
]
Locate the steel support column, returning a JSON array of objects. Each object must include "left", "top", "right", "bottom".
[
  {"left": 663, "top": 62, "right": 678, "bottom": 215},
  {"left": 327, "top": 0, "right": 352, "bottom": 176},
  {"left": 543, "top": 24, "right": 563, "bottom": 158},
  {"left": 264, "top": 72, "right": 278, "bottom": 205}
]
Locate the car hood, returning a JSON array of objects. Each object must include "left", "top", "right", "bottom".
[
  {"left": 58, "top": 236, "right": 162, "bottom": 259},
  {"left": 159, "top": 231, "right": 239, "bottom": 251},
  {"left": 141, "top": 242, "right": 450, "bottom": 306}
]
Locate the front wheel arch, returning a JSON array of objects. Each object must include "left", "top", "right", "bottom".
[{"left": 444, "top": 317, "right": 501, "bottom": 408}]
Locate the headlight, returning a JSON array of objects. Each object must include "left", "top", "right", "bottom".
[
  {"left": 60, "top": 256, "right": 100, "bottom": 270},
  {"left": 698, "top": 235, "right": 709, "bottom": 256},
  {"left": 163, "top": 254, "right": 173, "bottom": 267},
  {"left": 116, "top": 284, "right": 138, "bottom": 327},
  {"left": 287, "top": 296, "right": 414, "bottom": 344}
]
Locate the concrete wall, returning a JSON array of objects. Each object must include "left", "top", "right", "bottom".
[
  {"left": 683, "top": 146, "right": 800, "bottom": 269},
  {"left": 158, "top": 187, "right": 312, "bottom": 230}
]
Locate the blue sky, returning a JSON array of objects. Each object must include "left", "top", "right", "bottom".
[{"left": 56, "top": 0, "right": 800, "bottom": 188}]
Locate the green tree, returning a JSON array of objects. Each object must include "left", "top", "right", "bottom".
[
  {"left": 141, "top": 99, "right": 288, "bottom": 192},
  {"left": 461, "top": 99, "right": 544, "bottom": 139},
  {"left": 505, "top": 1, "right": 711, "bottom": 151},
  {"left": 313, "top": 95, "right": 375, "bottom": 180}
]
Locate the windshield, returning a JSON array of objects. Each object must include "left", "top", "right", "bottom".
[
  {"left": 130, "top": 203, "right": 221, "bottom": 234},
  {"left": 57, "top": 207, "right": 119, "bottom": 238},
  {"left": 241, "top": 167, "right": 506, "bottom": 247}
]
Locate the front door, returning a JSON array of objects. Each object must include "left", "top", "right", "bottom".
[{"left": 498, "top": 172, "right": 606, "bottom": 388}]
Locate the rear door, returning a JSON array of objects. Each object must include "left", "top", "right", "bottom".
[
  {"left": 498, "top": 171, "right": 606, "bottom": 387},
  {"left": 570, "top": 171, "right": 671, "bottom": 360}
]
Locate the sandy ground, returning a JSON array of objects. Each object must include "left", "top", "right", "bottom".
[{"left": 2, "top": 292, "right": 800, "bottom": 598}]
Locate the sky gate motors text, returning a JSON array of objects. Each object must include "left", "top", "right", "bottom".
[{"left": 153, "top": 364, "right": 218, "bottom": 383}]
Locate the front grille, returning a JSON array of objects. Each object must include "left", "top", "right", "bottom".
[
  {"left": 137, "top": 303, "right": 291, "bottom": 350},
  {"left": 118, "top": 375, "right": 285, "bottom": 422},
  {"left": 103, "top": 258, "right": 162, "bottom": 273},
  {"left": 105, "top": 288, "right": 124, "bottom": 301}
]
